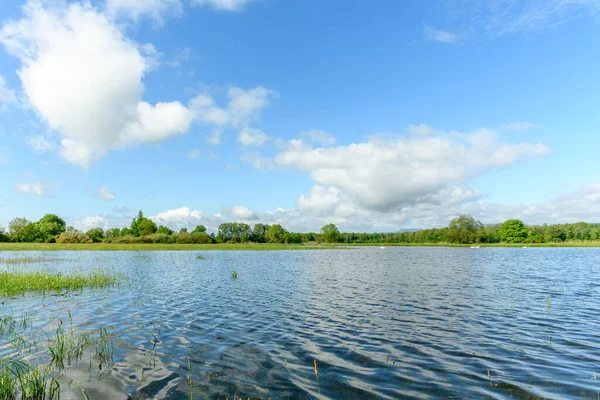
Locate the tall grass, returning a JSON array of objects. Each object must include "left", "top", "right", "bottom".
[{"left": 0, "top": 269, "right": 122, "bottom": 297}]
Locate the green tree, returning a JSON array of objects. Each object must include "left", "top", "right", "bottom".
[
  {"left": 9, "top": 218, "right": 31, "bottom": 242},
  {"left": 267, "top": 224, "right": 287, "bottom": 243},
  {"left": 38, "top": 214, "right": 66, "bottom": 242},
  {"left": 157, "top": 225, "right": 174, "bottom": 235},
  {"left": 120, "top": 227, "right": 133, "bottom": 236},
  {"left": 499, "top": 219, "right": 529, "bottom": 243},
  {"left": 138, "top": 218, "right": 157, "bottom": 236},
  {"left": 21, "top": 223, "right": 44, "bottom": 243},
  {"left": 105, "top": 228, "right": 121, "bottom": 239},
  {"left": 179, "top": 228, "right": 188, "bottom": 234},
  {"left": 0, "top": 226, "right": 9, "bottom": 242},
  {"left": 191, "top": 225, "right": 206, "bottom": 234},
  {"left": 446, "top": 215, "right": 484, "bottom": 244},
  {"left": 86, "top": 228, "right": 105, "bottom": 243},
  {"left": 252, "top": 223, "right": 270, "bottom": 243},
  {"left": 320, "top": 223, "right": 340, "bottom": 243}
]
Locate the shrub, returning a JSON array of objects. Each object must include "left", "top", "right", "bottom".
[{"left": 56, "top": 232, "right": 92, "bottom": 243}]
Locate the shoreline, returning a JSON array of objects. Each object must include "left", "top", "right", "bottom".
[{"left": 2, "top": 241, "right": 600, "bottom": 251}]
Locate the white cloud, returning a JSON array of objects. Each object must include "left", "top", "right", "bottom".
[
  {"left": 190, "top": 86, "right": 276, "bottom": 145},
  {"left": 297, "top": 185, "right": 341, "bottom": 217},
  {"left": 77, "top": 215, "right": 107, "bottom": 231},
  {"left": 237, "top": 128, "right": 269, "bottom": 147},
  {"left": 274, "top": 126, "right": 549, "bottom": 212},
  {"left": 0, "top": 74, "right": 16, "bottom": 104},
  {"left": 299, "top": 129, "right": 336, "bottom": 146},
  {"left": 0, "top": 1, "right": 196, "bottom": 169},
  {"left": 26, "top": 135, "right": 57, "bottom": 153},
  {"left": 106, "top": 0, "right": 183, "bottom": 24},
  {"left": 230, "top": 205, "right": 257, "bottom": 220},
  {"left": 191, "top": 0, "right": 255, "bottom": 12},
  {"left": 14, "top": 182, "right": 49, "bottom": 197},
  {"left": 424, "top": 26, "right": 460, "bottom": 43},
  {"left": 98, "top": 186, "right": 116, "bottom": 201}
]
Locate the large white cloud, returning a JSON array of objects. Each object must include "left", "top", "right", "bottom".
[
  {"left": 0, "top": 1, "right": 195, "bottom": 169},
  {"left": 14, "top": 182, "right": 49, "bottom": 197},
  {"left": 275, "top": 127, "right": 549, "bottom": 212},
  {"left": 237, "top": 128, "right": 269, "bottom": 147}
]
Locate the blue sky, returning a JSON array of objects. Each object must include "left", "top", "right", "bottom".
[{"left": 0, "top": 0, "right": 599, "bottom": 233}]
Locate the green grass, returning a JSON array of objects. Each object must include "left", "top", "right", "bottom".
[
  {"left": 0, "top": 242, "right": 331, "bottom": 251},
  {"left": 0, "top": 257, "right": 64, "bottom": 265},
  {"left": 0, "top": 269, "right": 122, "bottom": 297}
]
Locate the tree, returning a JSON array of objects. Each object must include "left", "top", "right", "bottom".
[
  {"left": 157, "top": 225, "right": 174, "bottom": 235},
  {"left": 138, "top": 218, "right": 157, "bottom": 236},
  {"left": 320, "top": 223, "right": 340, "bottom": 243},
  {"left": 38, "top": 214, "right": 66, "bottom": 241},
  {"left": 446, "top": 215, "right": 484, "bottom": 244},
  {"left": 120, "top": 228, "right": 133, "bottom": 236},
  {"left": 499, "top": 219, "right": 529, "bottom": 243},
  {"left": 252, "top": 223, "right": 269, "bottom": 243},
  {"left": 192, "top": 225, "right": 206, "bottom": 234},
  {"left": 21, "top": 223, "right": 43, "bottom": 243},
  {"left": 86, "top": 228, "right": 105, "bottom": 243},
  {"left": 130, "top": 210, "right": 157, "bottom": 236},
  {"left": 267, "top": 224, "right": 287, "bottom": 243},
  {"left": 179, "top": 228, "right": 188, "bottom": 234},
  {"left": 105, "top": 228, "right": 121, "bottom": 239},
  {"left": 9, "top": 218, "right": 30, "bottom": 242},
  {"left": 0, "top": 227, "right": 9, "bottom": 242}
]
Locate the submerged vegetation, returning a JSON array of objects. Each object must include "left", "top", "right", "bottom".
[
  {"left": 3, "top": 211, "right": 600, "bottom": 247},
  {"left": 0, "top": 269, "right": 122, "bottom": 297}
]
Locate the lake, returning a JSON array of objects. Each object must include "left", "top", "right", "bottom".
[{"left": 1, "top": 247, "right": 599, "bottom": 399}]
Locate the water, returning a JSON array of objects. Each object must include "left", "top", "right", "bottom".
[{"left": 1, "top": 247, "right": 600, "bottom": 399}]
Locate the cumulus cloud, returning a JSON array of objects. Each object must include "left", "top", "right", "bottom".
[
  {"left": 14, "top": 182, "right": 49, "bottom": 197},
  {"left": 229, "top": 205, "right": 257, "bottom": 220},
  {"left": 0, "top": 74, "right": 16, "bottom": 104},
  {"left": 0, "top": 1, "right": 196, "bottom": 169},
  {"left": 98, "top": 186, "right": 116, "bottom": 200},
  {"left": 191, "top": 0, "right": 255, "bottom": 12},
  {"left": 424, "top": 26, "right": 460, "bottom": 43},
  {"left": 299, "top": 129, "right": 336, "bottom": 146},
  {"left": 237, "top": 128, "right": 269, "bottom": 147},
  {"left": 274, "top": 126, "right": 549, "bottom": 212},
  {"left": 297, "top": 185, "right": 341, "bottom": 217},
  {"left": 190, "top": 86, "right": 276, "bottom": 145}
]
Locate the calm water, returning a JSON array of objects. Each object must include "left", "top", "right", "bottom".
[{"left": 1, "top": 247, "right": 600, "bottom": 399}]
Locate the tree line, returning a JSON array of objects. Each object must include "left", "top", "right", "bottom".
[{"left": 1, "top": 212, "right": 600, "bottom": 245}]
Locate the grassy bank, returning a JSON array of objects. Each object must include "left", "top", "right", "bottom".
[
  {"left": 335, "top": 241, "right": 600, "bottom": 248},
  {"left": 2, "top": 241, "right": 600, "bottom": 251},
  {"left": 0, "top": 242, "right": 331, "bottom": 251}
]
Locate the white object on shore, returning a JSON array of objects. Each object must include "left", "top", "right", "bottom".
[
  {"left": 470, "top": 245, "right": 480, "bottom": 248},
  {"left": 380, "top": 246, "right": 385, "bottom": 249}
]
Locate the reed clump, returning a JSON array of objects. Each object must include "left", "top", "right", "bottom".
[{"left": 0, "top": 269, "right": 122, "bottom": 297}]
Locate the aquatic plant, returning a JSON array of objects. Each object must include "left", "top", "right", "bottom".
[
  {"left": 0, "top": 269, "right": 123, "bottom": 297},
  {"left": 231, "top": 271, "right": 238, "bottom": 279},
  {"left": 196, "top": 254, "right": 206, "bottom": 260}
]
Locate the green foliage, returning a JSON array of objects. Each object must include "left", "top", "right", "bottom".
[
  {"left": 0, "top": 227, "right": 9, "bottom": 243},
  {"left": 252, "top": 223, "right": 270, "bottom": 243},
  {"left": 119, "top": 227, "right": 133, "bottom": 236},
  {"left": 86, "top": 228, "right": 105, "bottom": 243},
  {"left": 137, "top": 218, "right": 157, "bottom": 236},
  {"left": 267, "top": 224, "right": 287, "bottom": 243},
  {"left": 217, "top": 222, "right": 251, "bottom": 243},
  {"left": 320, "top": 223, "right": 340, "bottom": 243},
  {"left": 105, "top": 228, "right": 121, "bottom": 239},
  {"left": 156, "top": 225, "right": 174, "bottom": 235},
  {"left": 179, "top": 227, "right": 188, "bottom": 234},
  {"left": 38, "top": 214, "right": 66, "bottom": 242},
  {"left": 446, "top": 215, "right": 484, "bottom": 244},
  {"left": 8, "top": 218, "right": 31, "bottom": 242},
  {"left": 191, "top": 225, "right": 206, "bottom": 234},
  {"left": 56, "top": 232, "right": 91, "bottom": 243},
  {"left": 284, "top": 232, "right": 302, "bottom": 244},
  {"left": 499, "top": 219, "right": 529, "bottom": 243}
]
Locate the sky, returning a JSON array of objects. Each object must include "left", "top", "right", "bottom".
[{"left": 0, "top": 0, "right": 599, "bottom": 233}]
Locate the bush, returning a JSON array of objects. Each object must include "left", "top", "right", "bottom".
[{"left": 56, "top": 232, "right": 92, "bottom": 243}]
